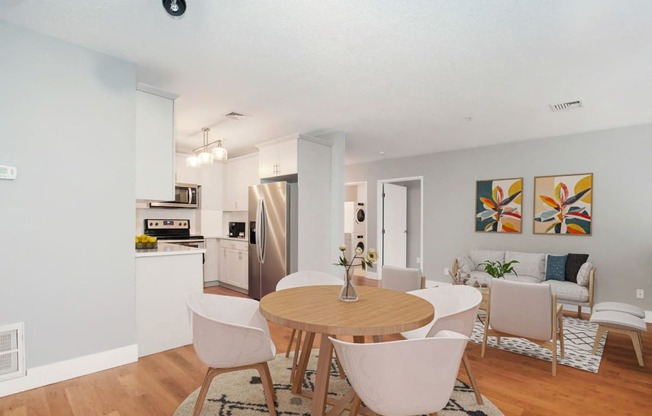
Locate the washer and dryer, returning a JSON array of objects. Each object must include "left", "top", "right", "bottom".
[
  {"left": 344, "top": 202, "right": 367, "bottom": 257},
  {"left": 354, "top": 202, "right": 366, "bottom": 232},
  {"left": 352, "top": 233, "right": 366, "bottom": 254}
]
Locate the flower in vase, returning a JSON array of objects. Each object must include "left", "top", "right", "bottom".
[{"left": 335, "top": 245, "right": 378, "bottom": 271}]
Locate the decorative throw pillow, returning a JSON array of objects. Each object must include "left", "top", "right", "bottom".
[
  {"left": 545, "top": 255, "right": 567, "bottom": 281},
  {"left": 457, "top": 256, "right": 474, "bottom": 274},
  {"left": 565, "top": 253, "right": 589, "bottom": 283},
  {"left": 576, "top": 262, "right": 593, "bottom": 287}
]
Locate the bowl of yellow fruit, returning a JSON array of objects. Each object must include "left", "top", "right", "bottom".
[{"left": 135, "top": 234, "right": 158, "bottom": 249}]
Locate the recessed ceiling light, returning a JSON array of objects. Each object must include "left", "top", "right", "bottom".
[{"left": 378, "top": 151, "right": 385, "bottom": 155}]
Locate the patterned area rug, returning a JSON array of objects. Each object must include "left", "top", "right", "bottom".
[
  {"left": 175, "top": 350, "right": 504, "bottom": 415},
  {"left": 471, "top": 314, "right": 606, "bottom": 373}
]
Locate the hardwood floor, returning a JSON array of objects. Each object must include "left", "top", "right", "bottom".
[{"left": 1, "top": 279, "right": 650, "bottom": 416}]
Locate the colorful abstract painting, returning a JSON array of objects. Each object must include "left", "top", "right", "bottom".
[
  {"left": 534, "top": 173, "right": 592, "bottom": 235},
  {"left": 475, "top": 178, "right": 523, "bottom": 233}
]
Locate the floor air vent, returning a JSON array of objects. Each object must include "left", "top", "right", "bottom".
[
  {"left": 549, "top": 100, "right": 583, "bottom": 112},
  {"left": 0, "top": 323, "right": 25, "bottom": 382}
]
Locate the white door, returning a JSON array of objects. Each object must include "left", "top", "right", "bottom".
[{"left": 383, "top": 183, "right": 407, "bottom": 267}]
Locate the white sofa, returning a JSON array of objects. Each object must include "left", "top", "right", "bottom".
[{"left": 453, "top": 249, "right": 596, "bottom": 317}]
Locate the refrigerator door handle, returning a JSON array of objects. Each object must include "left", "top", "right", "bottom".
[
  {"left": 260, "top": 198, "right": 267, "bottom": 263},
  {"left": 256, "top": 198, "right": 266, "bottom": 264}
]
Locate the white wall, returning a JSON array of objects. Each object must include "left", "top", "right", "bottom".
[
  {"left": 347, "top": 124, "right": 652, "bottom": 310},
  {"left": 316, "top": 132, "right": 346, "bottom": 276},
  {"left": 0, "top": 22, "right": 137, "bottom": 368}
]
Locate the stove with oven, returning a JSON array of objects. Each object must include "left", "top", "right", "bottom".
[
  {"left": 144, "top": 219, "right": 206, "bottom": 278},
  {"left": 144, "top": 219, "right": 204, "bottom": 248}
]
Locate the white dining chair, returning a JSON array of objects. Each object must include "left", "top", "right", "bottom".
[
  {"left": 276, "top": 271, "right": 343, "bottom": 380},
  {"left": 186, "top": 293, "right": 277, "bottom": 416},
  {"left": 481, "top": 279, "right": 565, "bottom": 376},
  {"left": 381, "top": 265, "right": 425, "bottom": 292},
  {"left": 330, "top": 331, "right": 469, "bottom": 416},
  {"left": 401, "top": 285, "right": 484, "bottom": 404}
]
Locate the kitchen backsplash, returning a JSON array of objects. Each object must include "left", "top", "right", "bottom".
[{"left": 135, "top": 207, "right": 247, "bottom": 238}]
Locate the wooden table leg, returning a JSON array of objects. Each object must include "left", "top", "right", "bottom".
[
  {"left": 292, "top": 331, "right": 315, "bottom": 394},
  {"left": 311, "top": 335, "right": 334, "bottom": 416}
]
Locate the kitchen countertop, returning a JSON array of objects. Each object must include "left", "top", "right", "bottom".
[
  {"left": 207, "top": 236, "right": 248, "bottom": 241},
  {"left": 135, "top": 242, "right": 206, "bottom": 258}
]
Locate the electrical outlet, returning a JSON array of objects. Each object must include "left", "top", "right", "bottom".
[
  {"left": 416, "top": 257, "right": 421, "bottom": 264},
  {"left": 444, "top": 268, "right": 450, "bottom": 276},
  {"left": 636, "top": 289, "right": 644, "bottom": 299}
]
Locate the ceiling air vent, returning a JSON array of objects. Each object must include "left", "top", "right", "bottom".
[
  {"left": 224, "top": 111, "right": 247, "bottom": 120},
  {"left": 549, "top": 100, "right": 583, "bottom": 112}
]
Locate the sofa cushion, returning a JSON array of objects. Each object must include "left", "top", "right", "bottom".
[
  {"left": 505, "top": 251, "right": 546, "bottom": 281},
  {"left": 542, "top": 280, "right": 590, "bottom": 303},
  {"left": 457, "top": 256, "right": 474, "bottom": 274},
  {"left": 545, "top": 255, "right": 567, "bottom": 281},
  {"left": 504, "top": 274, "right": 542, "bottom": 284},
  {"left": 576, "top": 262, "right": 593, "bottom": 287},
  {"left": 470, "top": 250, "right": 505, "bottom": 271},
  {"left": 565, "top": 253, "right": 589, "bottom": 283}
]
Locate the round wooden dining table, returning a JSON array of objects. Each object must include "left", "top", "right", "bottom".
[{"left": 259, "top": 285, "right": 435, "bottom": 416}]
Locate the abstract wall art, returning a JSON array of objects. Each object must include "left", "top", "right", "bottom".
[
  {"left": 534, "top": 173, "right": 593, "bottom": 235},
  {"left": 475, "top": 178, "right": 523, "bottom": 233}
]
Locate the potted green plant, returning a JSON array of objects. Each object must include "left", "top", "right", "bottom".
[{"left": 479, "top": 259, "right": 519, "bottom": 278}]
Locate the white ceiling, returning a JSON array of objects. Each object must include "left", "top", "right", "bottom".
[{"left": 2, "top": 0, "right": 652, "bottom": 164}]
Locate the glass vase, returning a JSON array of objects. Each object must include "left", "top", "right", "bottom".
[{"left": 339, "top": 267, "right": 358, "bottom": 302}]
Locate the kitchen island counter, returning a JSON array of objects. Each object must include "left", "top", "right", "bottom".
[
  {"left": 135, "top": 242, "right": 205, "bottom": 258},
  {"left": 135, "top": 243, "right": 203, "bottom": 357}
]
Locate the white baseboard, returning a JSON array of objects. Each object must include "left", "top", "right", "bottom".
[{"left": 0, "top": 344, "right": 138, "bottom": 398}]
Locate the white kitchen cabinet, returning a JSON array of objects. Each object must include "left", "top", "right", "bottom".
[
  {"left": 217, "top": 239, "right": 248, "bottom": 292},
  {"left": 224, "top": 154, "right": 258, "bottom": 211},
  {"left": 175, "top": 154, "right": 201, "bottom": 185},
  {"left": 135, "top": 86, "right": 177, "bottom": 201},
  {"left": 200, "top": 162, "right": 226, "bottom": 210},
  {"left": 257, "top": 137, "right": 298, "bottom": 178},
  {"left": 204, "top": 238, "right": 220, "bottom": 286},
  {"left": 228, "top": 247, "right": 248, "bottom": 289}
]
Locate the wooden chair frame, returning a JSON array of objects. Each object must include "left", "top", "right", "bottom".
[{"left": 193, "top": 362, "right": 277, "bottom": 416}]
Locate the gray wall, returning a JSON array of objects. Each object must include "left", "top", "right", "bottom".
[
  {"left": 347, "top": 124, "right": 652, "bottom": 309},
  {"left": 0, "top": 23, "right": 137, "bottom": 367}
]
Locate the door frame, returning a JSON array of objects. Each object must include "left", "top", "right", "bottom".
[{"left": 376, "top": 176, "right": 424, "bottom": 280}]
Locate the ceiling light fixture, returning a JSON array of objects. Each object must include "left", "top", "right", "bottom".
[
  {"left": 186, "top": 127, "right": 228, "bottom": 167},
  {"left": 162, "top": 0, "right": 186, "bottom": 18}
]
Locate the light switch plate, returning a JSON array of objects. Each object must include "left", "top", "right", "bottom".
[{"left": 0, "top": 165, "right": 17, "bottom": 180}]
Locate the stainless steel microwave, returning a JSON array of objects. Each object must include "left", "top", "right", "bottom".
[{"left": 149, "top": 183, "right": 199, "bottom": 208}]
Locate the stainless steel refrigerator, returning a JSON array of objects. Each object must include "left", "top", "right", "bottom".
[{"left": 248, "top": 181, "right": 298, "bottom": 300}]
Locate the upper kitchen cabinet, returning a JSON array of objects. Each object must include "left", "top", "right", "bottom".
[
  {"left": 175, "top": 154, "right": 200, "bottom": 185},
  {"left": 257, "top": 137, "right": 298, "bottom": 178},
  {"left": 224, "top": 153, "right": 259, "bottom": 211},
  {"left": 135, "top": 84, "right": 178, "bottom": 201}
]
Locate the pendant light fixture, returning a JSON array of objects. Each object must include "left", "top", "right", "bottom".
[
  {"left": 211, "top": 140, "right": 228, "bottom": 160},
  {"left": 186, "top": 127, "right": 228, "bottom": 167}
]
